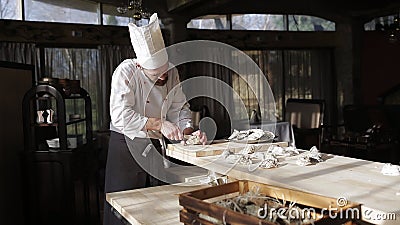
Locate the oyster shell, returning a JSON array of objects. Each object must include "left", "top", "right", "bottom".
[
  {"left": 259, "top": 154, "right": 279, "bottom": 169},
  {"left": 183, "top": 134, "right": 201, "bottom": 145},
  {"left": 240, "top": 145, "right": 257, "bottom": 155},
  {"left": 296, "top": 146, "right": 323, "bottom": 166},
  {"left": 228, "top": 129, "right": 275, "bottom": 142}
]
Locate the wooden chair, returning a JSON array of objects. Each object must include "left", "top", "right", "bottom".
[{"left": 285, "top": 98, "right": 325, "bottom": 150}]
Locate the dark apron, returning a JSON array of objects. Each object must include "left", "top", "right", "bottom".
[{"left": 103, "top": 131, "right": 166, "bottom": 225}]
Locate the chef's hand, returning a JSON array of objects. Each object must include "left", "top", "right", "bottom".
[
  {"left": 192, "top": 130, "right": 208, "bottom": 145},
  {"left": 161, "top": 120, "right": 183, "bottom": 140}
]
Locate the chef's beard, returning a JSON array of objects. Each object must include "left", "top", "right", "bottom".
[{"left": 154, "top": 76, "right": 168, "bottom": 86}]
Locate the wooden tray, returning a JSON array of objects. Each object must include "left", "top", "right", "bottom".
[
  {"left": 179, "top": 180, "right": 362, "bottom": 225},
  {"left": 168, "top": 141, "right": 288, "bottom": 157}
]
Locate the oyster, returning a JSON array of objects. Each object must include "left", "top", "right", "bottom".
[
  {"left": 238, "top": 154, "right": 253, "bottom": 165},
  {"left": 183, "top": 134, "right": 201, "bottom": 145},
  {"left": 228, "top": 129, "right": 275, "bottom": 142},
  {"left": 259, "top": 154, "right": 279, "bottom": 169},
  {"left": 247, "top": 129, "right": 266, "bottom": 140},
  {"left": 381, "top": 163, "right": 400, "bottom": 176},
  {"left": 296, "top": 146, "right": 323, "bottom": 166},
  {"left": 240, "top": 145, "right": 257, "bottom": 155},
  {"left": 227, "top": 129, "right": 240, "bottom": 140},
  {"left": 308, "top": 146, "right": 323, "bottom": 162},
  {"left": 296, "top": 155, "right": 312, "bottom": 166},
  {"left": 267, "top": 146, "right": 299, "bottom": 157}
]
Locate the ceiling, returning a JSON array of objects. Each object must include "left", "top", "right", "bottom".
[{"left": 96, "top": 0, "right": 400, "bottom": 23}]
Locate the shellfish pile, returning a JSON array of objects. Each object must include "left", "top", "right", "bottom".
[
  {"left": 228, "top": 129, "right": 275, "bottom": 142},
  {"left": 212, "top": 186, "right": 315, "bottom": 225},
  {"left": 222, "top": 145, "right": 325, "bottom": 170}
]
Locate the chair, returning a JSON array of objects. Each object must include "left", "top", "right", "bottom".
[{"left": 285, "top": 98, "right": 325, "bottom": 150}]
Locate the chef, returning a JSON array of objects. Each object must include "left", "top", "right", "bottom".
[{"left": 103, "top": 13, "right": 207, "bottom": 225}]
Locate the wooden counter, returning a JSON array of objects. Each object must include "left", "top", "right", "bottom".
[{"left": 167, "top": 143, "right": 400, "bottom": 225}]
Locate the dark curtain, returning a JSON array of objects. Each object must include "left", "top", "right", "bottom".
[{"left": 240, "top": 49, "right": 333, "bottom": 124}]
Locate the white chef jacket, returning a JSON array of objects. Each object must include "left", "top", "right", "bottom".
[{"left": 109, "top": 59, "right": 192, "bottom": 140}]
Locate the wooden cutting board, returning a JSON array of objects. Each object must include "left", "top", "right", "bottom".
[{"left": 167, "top": 141, "right": 288, "bottom": 157}]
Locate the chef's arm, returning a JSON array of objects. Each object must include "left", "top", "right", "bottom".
[
  {"left": 110, "top": 65, "right": 150, "bottom": 140},
  {"left": 146, "top": 117, "right": 183, "bottom": 140}
]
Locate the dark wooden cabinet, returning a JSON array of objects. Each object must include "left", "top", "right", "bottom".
[{"left": 22, "top": 84, "right": 99, "bottom": 225}]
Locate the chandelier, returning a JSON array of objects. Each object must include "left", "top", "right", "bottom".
[{"left": 117, "top": 0, "right": 151, "bottom": 21}]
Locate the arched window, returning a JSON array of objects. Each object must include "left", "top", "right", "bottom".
[{"left": 364, "top": 13, "right": 399, "bottom": 31}]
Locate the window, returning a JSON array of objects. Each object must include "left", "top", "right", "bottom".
[
  {"left": 188, "top": 13, "right": 335, "bottom": 31},
  {"left": 187, "top": 15, "right": 229, "bottom": 30},
  {"left": 364, "top": 14, "right": 398, "bottom": 31},
  {"left": 39, "top": 47, "right": 101, "bottom": 131},
  {"left": 288, "top": 15, "right": 335, "bottom": 31},
  {"left": 0, "top": 0, "right": 22, "bottom": 20},
  {"left": 2, "top": 0, "right": 153, "bottom": 25},
  {"left": 24, "top": 0, "right": 99, "bottom": 24},
  {"left": 232, "top": 14, "right": 285, "bottom": 30}
]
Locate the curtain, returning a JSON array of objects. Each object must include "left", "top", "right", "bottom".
[
  {"left": 283, "top": 49, "right": 333, "bottom": 123},
  {"left": 232, "top": 50, "right": 277, "bottom": 122},
  {"left": 235, "top": 49, "right": 333, "bottom": 124},
  {"left": 40, "top": 45, "right": 134, "bottom": 131},
  {"left": 178, "top": 45, "right": 235, "bottom": 139},
  {"left": 179, "top": 62, "right": 234, "bottom": 139},
  {"left": 0, "top": 42, "right": 37, "bottom": 74},
  {"left": 0, "top": 42, "right": 137, "bottom": 131},
  {"left": 178, "top": 48, "right": 334, "bottom": 138},
  {"left": 41, "top": 47, "right": 101, "bottom": 131}
]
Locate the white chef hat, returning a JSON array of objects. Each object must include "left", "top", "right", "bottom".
[{"left": 128, "top": 13, "right": 168, "bottom": 70}]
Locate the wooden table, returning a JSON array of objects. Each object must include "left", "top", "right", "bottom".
[
  {"left": 166, "top": 143, "right": 400, "bottom": 225},
  {"left": 106, "top": 183, "right": 208, "bottom": 225},
  {"left": 106, "top": 143, "right": 400, "bottom": 225}
]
